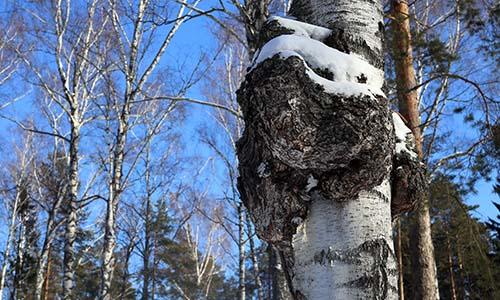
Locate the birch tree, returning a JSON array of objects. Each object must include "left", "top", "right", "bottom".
[
  {"left": 11, "top": 1, "right": 108, "bottom": 299},
  {"left": 237, "top": 0, "right": 427, "bottom": 298},
  {"left": 0, "top": 131, "right": 35, "bottom": 300},
  {"left": 96, "top": 1, "right": 202, "bottom": 297}
]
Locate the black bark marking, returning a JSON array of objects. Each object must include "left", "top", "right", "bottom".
[
  {"left": 340, "top": 239, "right": 397, "bottom": 299},
  {"left": 310, "top": 239, "right": 399, "bottom": 299}
]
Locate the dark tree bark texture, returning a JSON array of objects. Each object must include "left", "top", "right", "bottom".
[{"left": 237, "top": 54, "right": 393, "bottom": 243}]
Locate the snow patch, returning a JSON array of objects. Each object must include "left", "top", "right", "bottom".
[
  {"left": 306, "top": 174, "right": 318, "bottom": 192},
  {"left": 392, "top": 113, "right": 417, "bottom": 158},
  {"left": 292, "top": 216, "right": 304, "bottom": 225},
  {"left": 268, "top": 16, "right": 332, "bottom": 41},
  {"left": 252, "top": 32, "right": 384, "bottom": 97}
]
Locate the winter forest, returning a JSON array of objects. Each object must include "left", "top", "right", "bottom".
[{"left": 0, "top": 0, "right": 498, "bottom": 299}]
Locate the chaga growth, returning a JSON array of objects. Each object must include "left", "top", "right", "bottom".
[
  {"left": 237, "top": 54, "right": 393, "bottom": 244},
  {"left": 237, "top": 17, "right": 427, "bottom": 248},
  {"left": 391, "top": 152, "right": 428, "bottom": 217},
  {"left": 391, "top": 112, "right": 429, "bottom": 218}
]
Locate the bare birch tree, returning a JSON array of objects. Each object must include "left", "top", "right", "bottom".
[
  {"left": 0, "top": 131, "right": 35, "bottom": 300},
  {"left": 10, "top": 1, "right": 109, "bottom": 298},
  {"left": 96, "top": 1, "right": 203, "bottom": 298}
]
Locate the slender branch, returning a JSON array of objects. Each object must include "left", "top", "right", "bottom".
[
  {"left": 430, "top": 135, "right": 492, "bottom": 176},
  {"left": 136, "top": 96, "right": 243, "bottom": 118},
  {"left": 0, "top": 114, "right": 70, "bottom": 142}
]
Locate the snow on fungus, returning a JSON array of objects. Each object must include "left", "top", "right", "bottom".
[
  {"left": 392, "top": 113, "right": 417, "bottom": 158},
  {"left": 252, "top": 18, "right": 385, "bottom": 98},
  {"left": 267, "top": 16, "right": 332, "bottom": 41},
  {"left": 306, "top": 174, "right": 318, "bottom": 192}
]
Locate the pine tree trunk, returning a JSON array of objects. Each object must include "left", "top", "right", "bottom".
[
  {"left": 389, "top": 1, "right": 439, "bottom": 299},
  {"left": 34, "top": 216, "right": 58, "bottom": 300},
  {"left": 237, "top": 0, "right": 404, "bottom": 299}
]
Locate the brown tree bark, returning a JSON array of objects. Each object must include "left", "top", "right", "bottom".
[{"left": 389, "top": 1, "right": 440, "bottom": 299}]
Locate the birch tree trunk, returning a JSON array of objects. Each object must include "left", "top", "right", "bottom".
[
  {"left": 395, "top": 219, "right": 405, "bottom": 300},
  {"left": 238, "top": 204, "right": 246, "bottom": 300},
  {"left": 64, "top": 123, "right": 80, "bottom": 300},
  {"left": 389, "top": 1, "right": 440, "bottom": 299},
  {"left": 236, "top": 0, "right": 429, "bottom": 298},
  {"left": 99, "top": 2, "right": 191, "bottom": 296},
  {"left": 0, "top": 183, "right": 22, "bottom": 300},
  {"left": 247, "top": 215, "right": 264, "bottom": 300}
]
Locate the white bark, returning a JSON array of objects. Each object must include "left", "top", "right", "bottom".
[
  {"left": 292, "top": 180, "right": 397, "bottom": 299},
  {"left": 290, "top": 0, "right": 384, "bottom": 67},
  {"left": 99, "top": 2, "right": 194, "bottom": 297},
  {"left": 0, "top": 186, "right": 22, "bottom": 300},
  {"left": 238, "top": 204, "right": 246, "bottom": 300}
]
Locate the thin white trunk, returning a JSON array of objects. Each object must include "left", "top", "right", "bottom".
[
  {"left": 0, "top": 192, "right": 21, "bottom": 300},
  {"left": 292, "top": 180, "right": 397, "bottom": 299},
  {"left": 247, "top": 215, "right": 264, "bottom": 300},
  {"left": 14, "top": 221, "right": 26, "bottom": 300},
  {"left": 238, "top": 204, "right": 246, "bottom": 300}
]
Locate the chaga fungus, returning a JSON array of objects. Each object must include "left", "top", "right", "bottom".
[
  {"left": 391, "top": 152, "right": 428, "bottom": 218},
  {"left": 237, "top": 16, "right": 427, "bottom": 246},
  {"left": 236, "top": 53, "right": 393, "bottom": 244}
]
